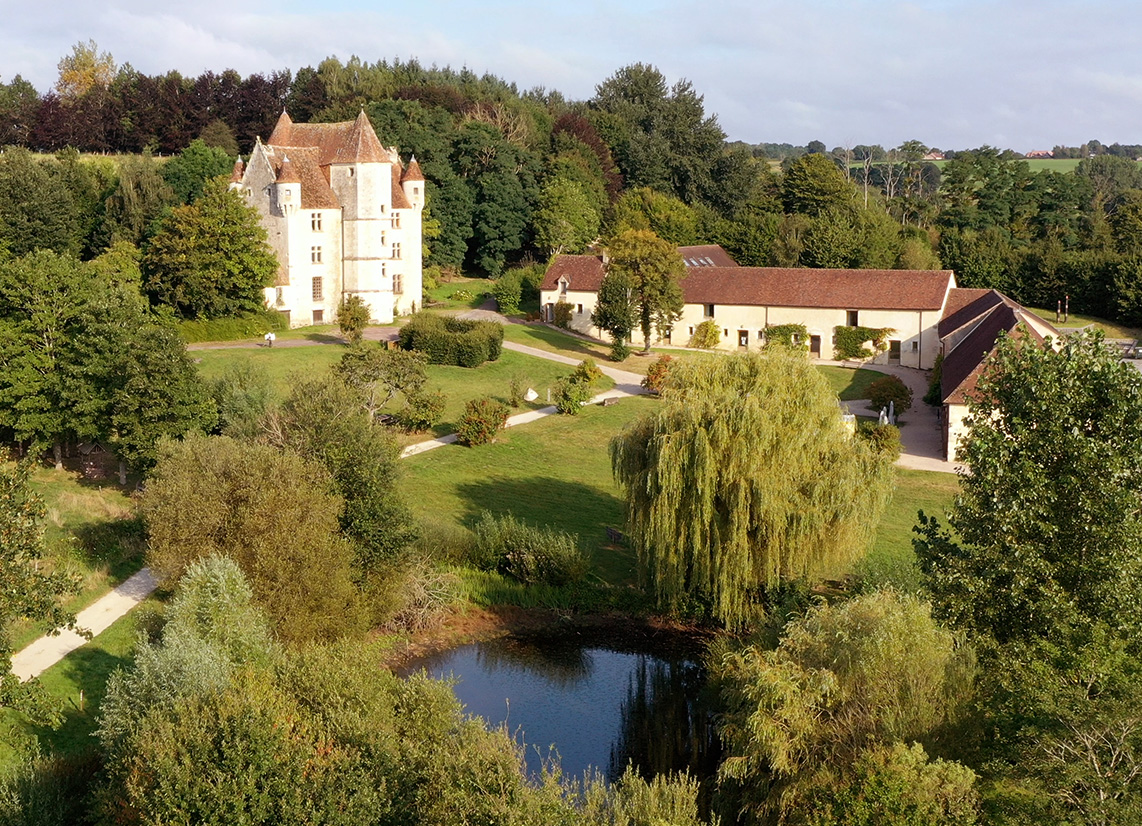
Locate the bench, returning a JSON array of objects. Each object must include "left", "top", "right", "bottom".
[
  {"left": 605, "top": 526, "right": 625, "bottom": 544},
  {"left": 601, "top": 397, "right": 619, "bottom": 407},
  {"left": 376, "top": 413, "right": 399, "bottom": 426}
]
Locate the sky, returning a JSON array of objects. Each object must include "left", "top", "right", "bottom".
[{"left": 3, "top": 0, "right": 1142, "bottom": 151}]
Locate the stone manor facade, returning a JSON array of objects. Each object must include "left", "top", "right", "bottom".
[{"left": 232, "top": 110, "right": 424, "bottom": 326}]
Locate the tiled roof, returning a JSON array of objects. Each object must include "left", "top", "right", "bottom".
[
  {"left": 401, "top": 157, "right": 425, "bottom": 182},
  {"left": 229, "top": 158, "right": 244, "bottom": 183},
  {"left": 679, "top": 267, "right": 954, "bottom": 311},
  {"left": 938, "top": 288, "right": 1011, "bottom": 338},
  {"left": 391, "top": 178, "right": 411, "bottom": 210},
  {"left": 678, "top": 245, "right": 738, "bottom": 268},
  {"left": 267, "top": 147, "right": 339, "bottom": 209},
  {"left": 268, "top": 110, "right": 388, "bottom": 166},
  {"left": 540, "top": 255, "right": 606, "bottom": 292},
  {"left": 941, "top": 304, "right": 1050, "bottom": 404},
  {"left": 275, "top": 155, "right": 301, "bottom": 184}
]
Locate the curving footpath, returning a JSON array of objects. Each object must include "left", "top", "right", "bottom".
[{"left": 17, "top": 333, "right": 957, "bottom": 680}]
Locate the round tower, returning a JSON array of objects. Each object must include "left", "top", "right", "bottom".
[
  {"left": 274, "top": 154, "right": 301, "bottom": 216},
  {"left": 401, "top": 156, "right": 426, "bottom": 211}
]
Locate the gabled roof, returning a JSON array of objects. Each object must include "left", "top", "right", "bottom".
[
  {"left": 678, "top": 245, "right": 738, "bottom": 268},
  {"left": 267, "top": 109, "right": 388, "bottom": 166},
  {"left": 941, "top": 303, "right": 1052, "bottom": 404},
  {"left": 540, "top": 255, "right": 606, "bottom": 292},
  {"left": 938, "top": 288, "right": 1013, "bottom": 339},
  {"left": 679, "top": 268, "right": 954, "bottom": 311},
  {"left": 265, "top": 146, "right": 339, "bottom": 209}
]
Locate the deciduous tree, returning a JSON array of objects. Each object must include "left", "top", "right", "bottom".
[
  {"left": 144, "top": 177, "right": 277, "bottom": 318},
  {"left": 611, "top": 351, "right": 893, "bottom": 627},
  {"left": 604, "top": 229, "right": 685, "bottom": 353},
  {"left": 915, "top": 330, "right": 1142, "bottom": 644}
]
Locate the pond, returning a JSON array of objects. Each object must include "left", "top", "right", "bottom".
[{"left": 399, "top": 630, "right": 721, "bottom": 788}]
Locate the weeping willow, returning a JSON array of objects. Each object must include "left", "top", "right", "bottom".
[{"left": 610, "top": 350, "right": 894, "bottom": 629}]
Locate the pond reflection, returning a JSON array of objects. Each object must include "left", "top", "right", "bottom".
[{"left": 399, "top": 632, "right": 720, "bottom": 790}]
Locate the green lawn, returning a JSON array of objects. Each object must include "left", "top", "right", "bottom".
[
  {"left": 193, "top": 341, "right": 608, "bottom": 444},
  {"left": 5, "top": 468, "right": 145, "bottom": 652},
  {"left": 402, "top": 396, "right": 656, "bottom": 586},
  {"left": 401, "top": 395, "right": 959, "bottom": 590},
  {"left": 0, "top": 600, "right": 154, "bottom": 773},
  {"left": 858, "top": 468, "right": 961, "bottom": 592},
  {"left": 422, "top": 276, "right": 492, "bottom": 311},
  {"left": 817, "top": 365, "right": 881, "bottom": 401}
]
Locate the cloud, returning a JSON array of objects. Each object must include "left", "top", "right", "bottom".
[{"left": 5, "top": 0, "right": 1142, "bottom": 149}]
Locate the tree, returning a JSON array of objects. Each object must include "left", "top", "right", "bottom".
[
  {"left": 532, "top": 177, "right": 601, "bottom": 255},
  {"left": 591, "top": 267, "right": 637, "bottom": 360},
  {"left": 0, "top": 456, "right": 79, "bottom": 722},
  {"left": 55, "top": 40, "right": 115, "bottom": 102},
  {"left": 142, "top": 433, "right": 364, "bottom": 644},
  {"left": 161, "top": 138, "right": 234, "bottom": 204},
  {"left": 103, "top": 152, "right": 176, "bottom": 247},
  {"left": 266, "top": 375, "right": 417, "bottom": 571},
  {"left": 0, "top": 250, "right": 97, "bottom": 463},
  {"left": 334, "top": 345, "right": 428, "bottom": 422},
  {"left": 0, "top": 147, "right": 79, "bottom": 257},
  {"left": 604, "top": 229, "right": 686, "bottom": 353},
  {"left": 915, "top": 330, "right": 1142, "bottom": 644},
  {"left": 781, "top": 153, "right": 856, "bottom": 217},
  {"left": 610, "top": 351, "right": 894, "bottom": 627},
  {"left": 144, "top": 177, "right": 277, "bottom": 318},
  {"left": 713, "top": 591, "right": 977, "bottom": 821}
]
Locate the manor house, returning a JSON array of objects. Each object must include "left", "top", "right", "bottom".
[{"left": 232, "top": 110, "right": 424, "bottom": 327}]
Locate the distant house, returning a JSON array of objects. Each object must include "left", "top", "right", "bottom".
[
  {"left": 922, "top": 151, "right": 945, "bottom": 161},
  {"left": 1025, "top": 150, "right": 1054, "bottom": 159},
  {"left": 539, "top": 247, "right": 955, "bottom": 369},
  {"left": 937, "top": 288, "right": 1061, "bottom": 458}
]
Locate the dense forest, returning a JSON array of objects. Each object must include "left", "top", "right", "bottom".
[{"left": 5, "top": 41, "right": 1142, "bottom": 328}]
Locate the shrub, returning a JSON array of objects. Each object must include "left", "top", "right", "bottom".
[
  {"left": 834, "top": 325, "right": 895, "bottom": 360},
  {"left": 857, "top": 422, "right": 902, "bottom": 460},
  {"left": 508, "top": 375, "right": 526, "bottom": 407},
  {"left": 642, "top": 354, "right": 675, "bottom": 394},
  {"left": 609, "top": 338, "right": 630, "bottom": 361},
  {"left": 689, "top": 318, "right": 721, "bottom": 348},
  {"left": 398, "top": 312, "right": 504, "bottom": 367},
  {"left": 456, "top": 397, "right": 510, "bottom": 446},
  {"left": 473, "top": 511, "right": 587, "bottom": 586},
  {"left": 553, "top": 299, "right": 573, "bottom": 329},
  {"left": 449, "top": 289, "right": 474, "bottom": 301},
  {"left": 493, "top": 272, "right": 522, "bottom": 315},
  {"left": 399, "top": 390, "right": 446, "bottom": 432},
  {"left": 764, "top": 323, "right": 809, "bottom": 351},
  {"left": 554, "top": 377, "right": 594, "bottom": 414},
  {"left": 571, "top": 359, "right": 604, "bottom": 385},
  {"left": 337, "top": 294, "right": 370, "bottom": 344},
  {"left": 868, "top": 374, "right": 913, "bottom": 416}
]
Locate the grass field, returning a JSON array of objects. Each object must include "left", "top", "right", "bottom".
[
  {"left": 5, "top": 468, "right": 145, "bottom": 653},
  {"left": 0, "top": 600, "right": 155, "bottom": 774},
  {"left": 422, "top": 276, "right": 492, "bottom": 311},
  {"left": 193, "top": 340, "right": 610, "bottom": 442},
  {"left": 401, "top": 395, "right": 956, "bottom": 590},
  {"left": 1027, "top": 306, "right": 1142, "bottom": 340}
]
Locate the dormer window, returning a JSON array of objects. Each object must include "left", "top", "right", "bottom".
[{"left": 560, "top": 279, "right": 568, "bottom": 295}]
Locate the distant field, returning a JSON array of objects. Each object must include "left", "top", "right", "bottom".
[{"left": 1027, "top": 307, "right": 1142, "bottom": 340}]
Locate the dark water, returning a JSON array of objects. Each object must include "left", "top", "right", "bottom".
[{"left": 399, "top": 632, "right": 721, "bottom": 785}]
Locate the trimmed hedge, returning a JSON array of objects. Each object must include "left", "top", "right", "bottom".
[
  {"left": 398, "top": 312, "right": 504, "bottom": 367},
  {"left": 177, "top": 309, "right": 287, "bottom": 343}
]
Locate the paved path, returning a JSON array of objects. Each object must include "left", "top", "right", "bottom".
[
  {"left": 15, "top": 335, "right": 646, "bottom": 679},
  {"left": 19, "top": 330, "right": 955, "bottom": 679},
  {"left": 11, "top": 568, "right": 158, "bottom": 681}
]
